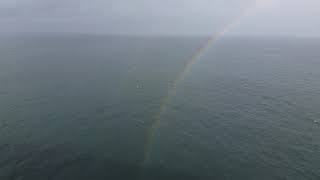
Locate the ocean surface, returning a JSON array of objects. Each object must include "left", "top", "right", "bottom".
[{"left": 0, "top": 34, "right": 319, "bottom": 180}]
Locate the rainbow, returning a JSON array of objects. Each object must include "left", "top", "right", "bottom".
[{"left": 140, "top": 0, "right": 265, "bottom": 173}]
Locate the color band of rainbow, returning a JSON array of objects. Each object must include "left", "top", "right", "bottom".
[{"left": 141, "top": 2, "right": 261, "bottom": 169}]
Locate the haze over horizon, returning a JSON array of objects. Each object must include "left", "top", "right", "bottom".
[{"left": 0, "top": 0, "right": 319, "bottom": 37}]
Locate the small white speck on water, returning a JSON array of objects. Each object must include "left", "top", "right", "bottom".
[{"left": 136, "top": 81, "right": 143, "bottom": 89}]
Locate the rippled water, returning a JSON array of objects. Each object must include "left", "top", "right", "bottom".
[{"left": 0, "top": 35, "right": 319, "bottom": 179}]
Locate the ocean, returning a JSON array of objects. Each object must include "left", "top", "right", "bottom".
[{"left": 0, "top": 34, "right": 319, "bottom": 179}]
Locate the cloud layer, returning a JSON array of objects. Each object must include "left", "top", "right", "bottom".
[{"left": 0, "top": 0, "right": 319, "bottom": 36}]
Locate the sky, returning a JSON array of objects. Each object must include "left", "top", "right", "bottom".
[{"left": 0, "top": 0, "right": 319, "bottom": 36}]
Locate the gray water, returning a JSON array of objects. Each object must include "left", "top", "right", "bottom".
[{"left": 0, "top": 35, "right": 319, "bottom": 180}]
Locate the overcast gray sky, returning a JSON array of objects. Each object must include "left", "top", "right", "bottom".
[{"left": 0, "top": 0, "right": 319, "bottom": 36}]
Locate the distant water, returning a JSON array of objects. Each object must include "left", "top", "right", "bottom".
[{"left": 0, "top": 35, "right": 319, "bottom": 180}]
